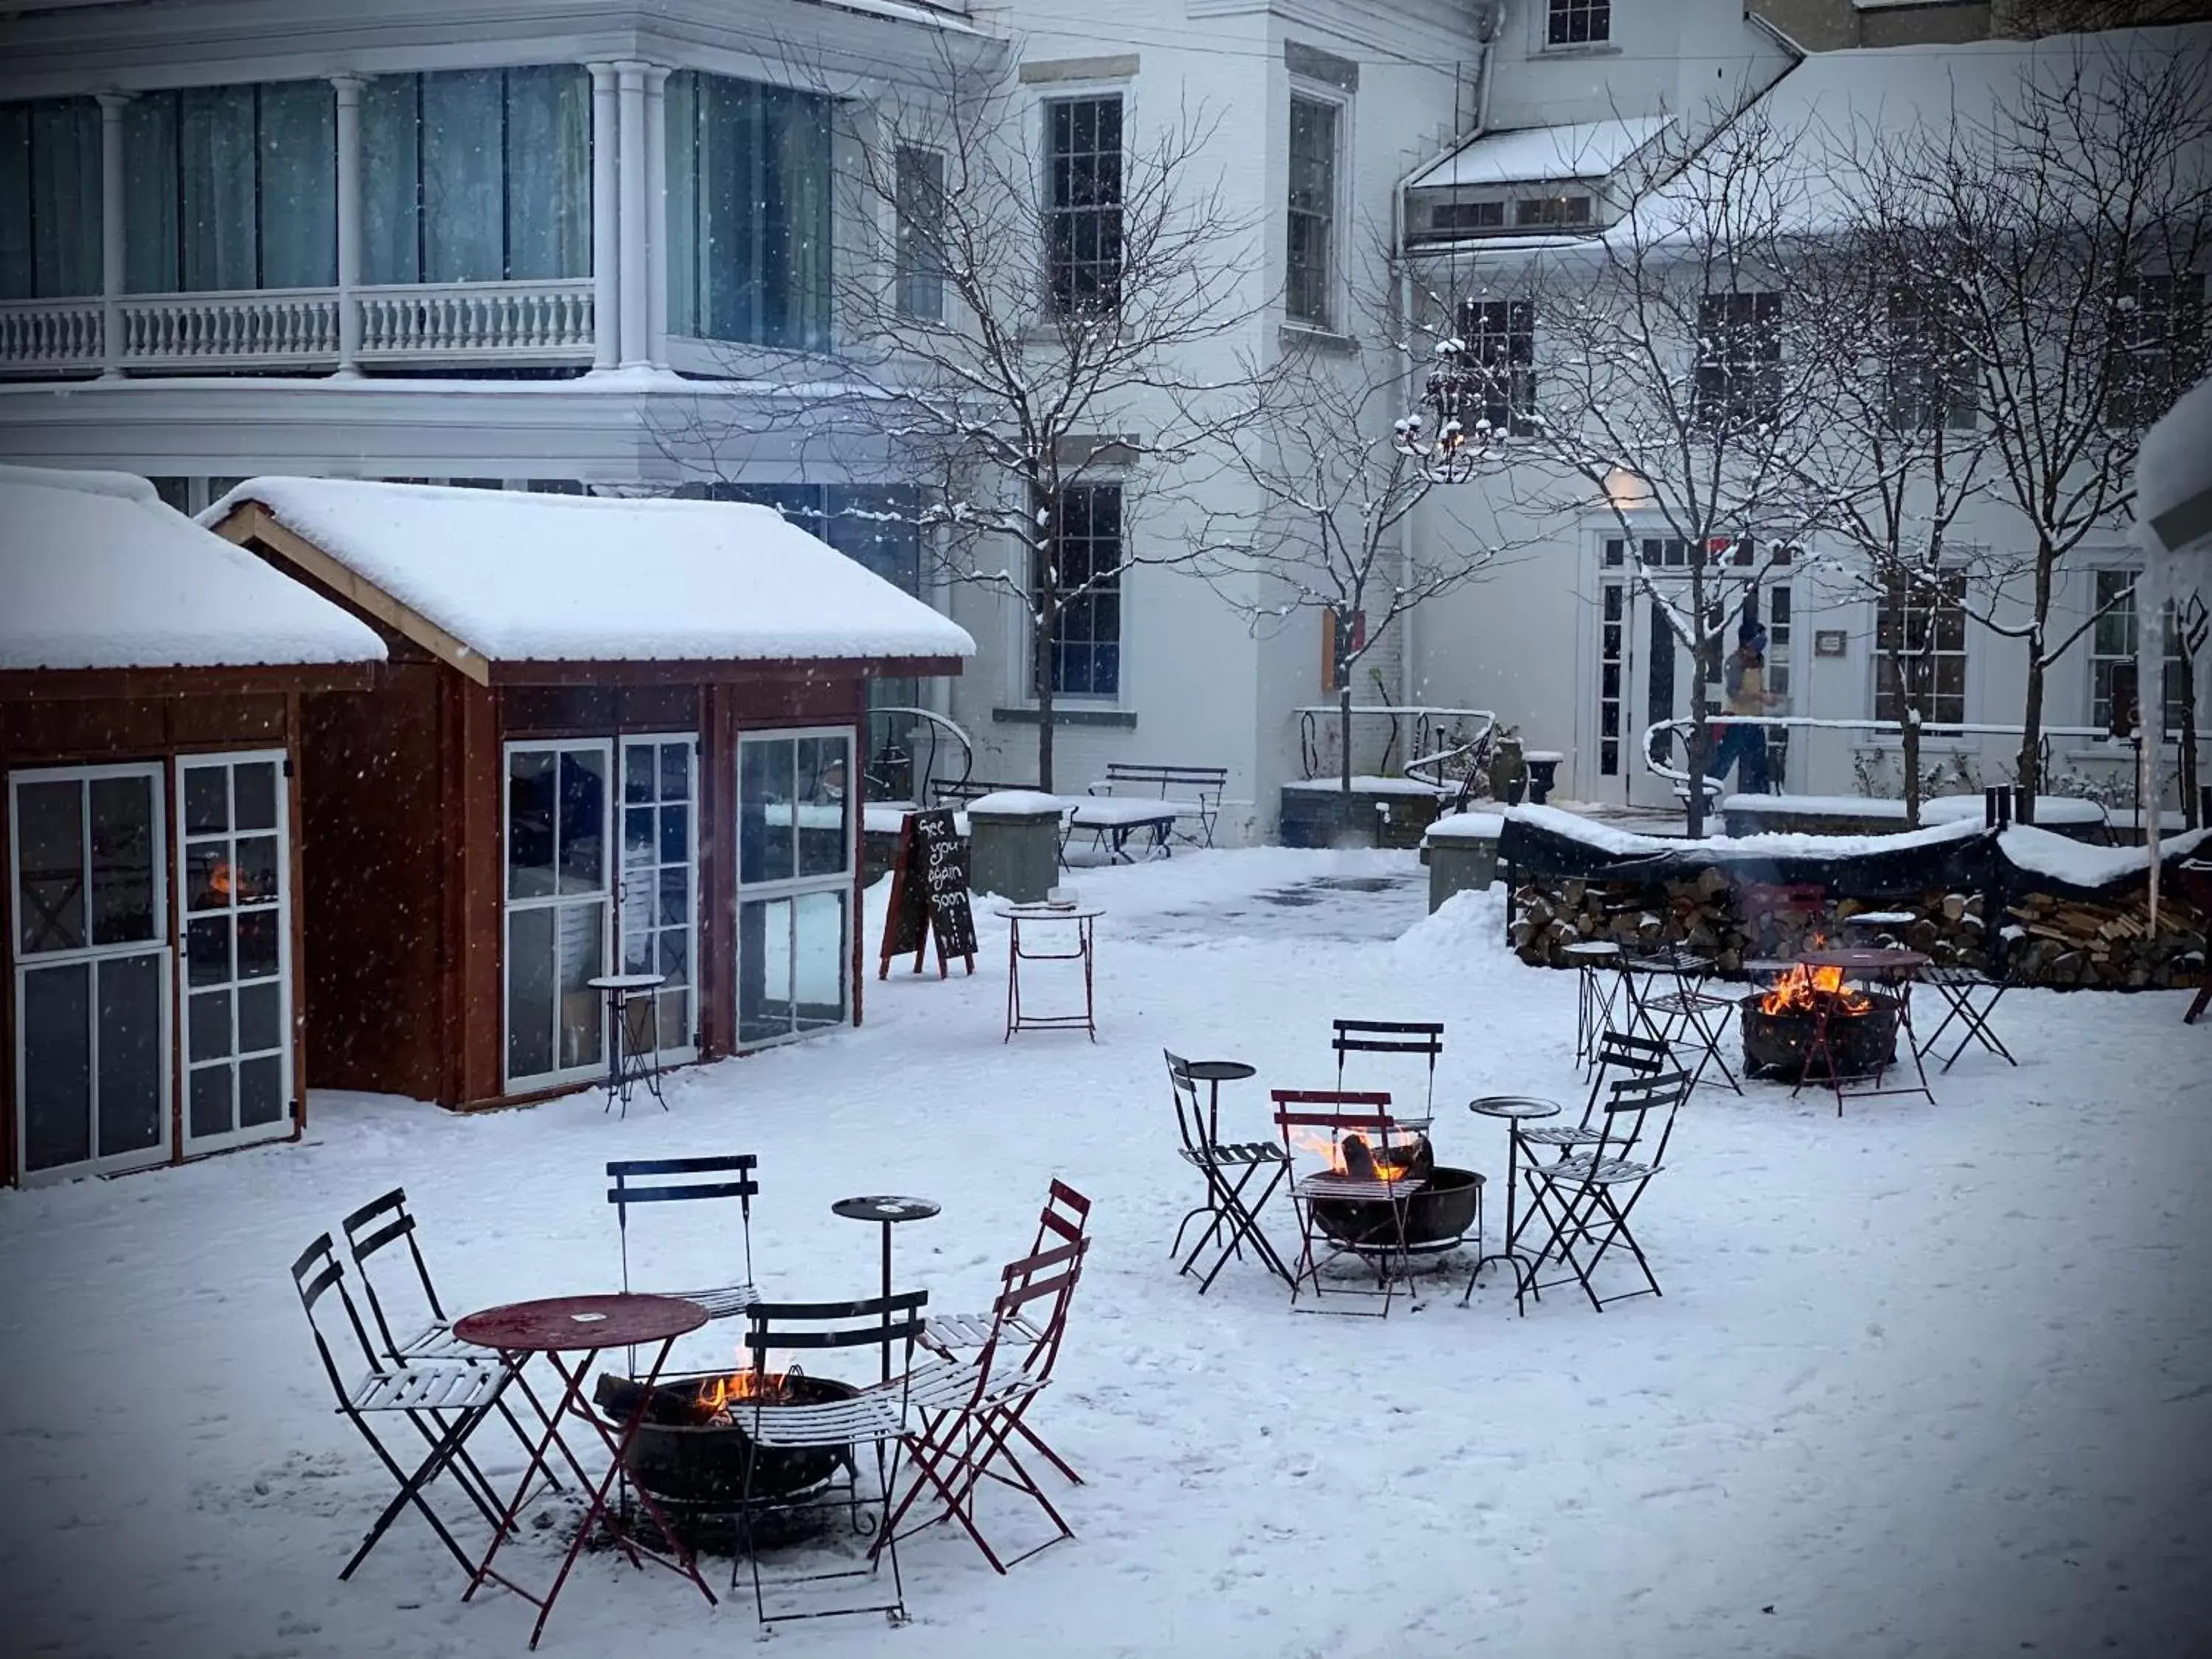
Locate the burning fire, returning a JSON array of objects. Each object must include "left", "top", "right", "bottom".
[
  {"left": 1759, "top": 963, "right": 1872, "bottom": 1017},
  {"left": 696, "top": 1357, "right": 795, "bottom": 1422},
  {"left": 1293, "top": 1130, "right": 1418, "bottom": 1183}
]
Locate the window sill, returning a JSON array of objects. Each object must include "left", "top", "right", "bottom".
[
  {"left": 1279, "top": 322, "right": 1359, "bottom": 356},
  {"left": 992, "top": 705, "right": 1137, "bottom": 728},
  {"left": 1534, "top": 42, "right": 1621, "bottom": 60}
]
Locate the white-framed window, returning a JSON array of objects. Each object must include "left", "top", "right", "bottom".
[
  {"left": 2090, "top": 568, "right": 2189, "bottom": 734},
  {"left": 736, "top": 728, "right": 855, "bottom": 1048},
  {"left": 1285, "top": 93, "right": 1340, "bottom": 328},
  {"left": 1043, "top": 481, "right": 1123, "bottom": 698},
  {"left": 1514, "top": 193, "right": 1593, "bottom": 229},
  {"left": 502, "top": 738, "right": 611, "bottom": 1089},
  {"left": 1696, "top": 291, "right": 1783, "bottom": 430},
  {"left": 9, "top": 762, "right": 171, "bottom": 1183},
  {"left": 175, "top": 751, "right": 293, "bottom": 1157},
  {"left": 894, "top": 143, "right": 947, "bottom": 321},
  {"left": 2104, "top": 272, "right": 2206, "bottom": 430},
  {"left": 1458, "top": 298, "right": 1536, "bottom": 435},
  {"left": 1545, "top": 0, "right": 1611, "bottom": 47},
  {"left": 1887, "top": 287, "right": 1978, "bottom": 431},
  {"left": 1874, "top": 571, "right": 1968, "bottom": 729},
  {"left": 1043, "top": 93, "right": 1123, "bottom": 318},
  {"left": 617, "top": 734, "right": 698, "bottom": 1064}
]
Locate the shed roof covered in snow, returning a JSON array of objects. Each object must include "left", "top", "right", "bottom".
[
  {"left": 1408, "top": 114, "right": 1674, "bottom": 190},
  {"left": 0, "top": 465, "right": 386, "bottom": 675},
  {"left": 203, "top": 479, "right": 976, "bottom": 684}
]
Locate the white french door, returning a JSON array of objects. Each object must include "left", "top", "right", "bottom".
[
  {"left": 502, "top": 739, "right": 612, "bottom": 1091},
  {"left": 9, "top": 764, "right": 171, "bottom": 1183},
  {"left": 175, "top": 751, "right": 295, "bottom": 1155},
  {"left": 734, "top": 728, "right": 855, "bottom": 1049},
  {"left": 617, "top": 734, "right": 698, "bottom": 1065}
]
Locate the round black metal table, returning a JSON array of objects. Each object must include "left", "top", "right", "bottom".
[
  {"left": 587, "top": 972, "right": 667, "bottom": 1117},
  {"left": 832, "top": 1195, "right": 942, "bottom": 1379},
  {"left": 1181, "top": 1058, "right": 1256, "bottom": 1142},
  {"left": 1460, "top": 1096, "right": 1561, "bottom": 1316}
]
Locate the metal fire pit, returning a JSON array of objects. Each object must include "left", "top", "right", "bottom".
[
  {"left": 1308, "top": 1165, "right": 1484, "bottom": 1256},
  {"left": 594, "top": 1371, "right": 859, "bottom": 1509},
  {"left": 1739, "top": 990, "right": 1901, "bottom": 1082}
]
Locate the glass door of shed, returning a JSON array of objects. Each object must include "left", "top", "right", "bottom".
[
  {"left": 175, "top": 752, "right": 295, "bottom": 1155},
  {"left": 618, "top": 734, "right": 697, "bottom": 1065},
  {"left": 9, "top": 764, "right": 171, "bottom": 1183},
  {"left": 504, "top": 740, "right": 611, "bottom": 1091},
  {"left": 734, "top": 729, "right": 854, "bottom": 1048}
]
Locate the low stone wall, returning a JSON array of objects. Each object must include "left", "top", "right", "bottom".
[{"left": 1511, "top": 869, "right": 2207, "bottom": 990}]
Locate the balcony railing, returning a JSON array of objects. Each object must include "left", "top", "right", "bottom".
[{"left": 0, "top": 279, "right": 597, "bottom": 376}]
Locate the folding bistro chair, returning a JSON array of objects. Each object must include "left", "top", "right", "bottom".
[
  {"left": 1914, "top": 963, "right": 2017, "bottom": 1073},
  {"left": 1507, "top": 1030, "right": 1671, "bottom": 1255},
  {"left": 1273, "top": 1089, "right": 1418, "bottom": 1317},
  {"left": 291, "top": 1234, "right": 524, "bottom": 1582},
  {"left": 1636, "top": 970, "right": 1742, "bottom": 1096},
  {"left": 921, "top": 1180, "right": 1093, "bottom": 1488},
  {"left": 1520, "top": 1070, "right": 1691, "bottom": 1313},
  {"left": 885, "top": 1235, "right": 1091, "bottom": 1573},
  {"left": 1164, "top": 1051, "right": 1293, "bottom": 1293},
  {"left": 342, "top": 1188, "right": 559, "bottom": 1483},
  {"left": 729, "top": 1291, "right": 928, "bottom": 1626},
  {"left": 1331, "top": 1019, "right": 1445, "bottom": 1116},
  {"left": 606, "top": 1155, "right": 763, "bottom": 1324}
]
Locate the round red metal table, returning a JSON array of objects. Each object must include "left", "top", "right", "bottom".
[
  {"left": 1793, "top": 947, "right": 1934, "bottom": 1110},
  {"left": 453, "top": 1293, "right": 716, "bottom": 1648}
]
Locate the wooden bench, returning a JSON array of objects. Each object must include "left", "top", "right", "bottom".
[
  {"left": 928, "top": 778, "right": 1040, "bottom": 810},
  {"left": 1085, "top": 762, "right": 1229, "bottom": 849}
]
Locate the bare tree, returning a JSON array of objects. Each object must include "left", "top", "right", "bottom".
[
  {"left": 1192, "top": 327, "right": 1510, "bottom": 801},
  {"left": 1509, "top": 104, "right": 1829, "bottom": 836},
  {"left": 660, "top": 37, "right": 1265, "bottom": 791},
  {"left": 1880, "top": 37, "right": 2212, "bottom": 816},
  {"left": 1994, "top": 0, "right": 2212, "bottom": 36}
]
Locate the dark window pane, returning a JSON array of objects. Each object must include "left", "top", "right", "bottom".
[
  {"left": 186, "top": 842, "right": 232, "bottom": 913},
  {"left": 184, "top": 765, "right": 229, "bottom": 835},
  {"left": 234, "top": 835, "right": 279, "bottom": 905},
  {"left": 557, "top": 748, "right": 606, "bottom": 894},
  {"left": 22, "top": 962, "right": 91, "bottom": 1172},
  {"left": 97, "top": 953, "right": 164, "bottom": 1158},
  {"left": 238, "top": 980, "right": 283, "bottom": 1054},
  {"left": 659, "top": 866, "right": 688, "bottom": 928},
  {"left": 236, "top": 909, "right": 280, "bottom": 980},
  {"left": 189, "top": 1064, "right": 233, "bottom": 1140},
  {"left": 659, "top": 804, "right": 689, "bottom": 866},
  {"left": 233, "top": 762, "right": 277, "bottom": 832},
  {"left": 189, "top": 990, "right": 232, "bottom": 1062},
  {"left": 625, "top": 806, "right": 655, "bottom": 869},
  {"left": 506, "top": 905, "right": 555, "bottom": 1079},
  {"left": 507, "top": 751, "right": 557, "bottom": 900},
  {"left": 740, "top": 739, "right": 796, "bottom": 885},
  {"left": 88, "top": 776, "right": 157, "bottom": 945},
  {"left": 237, "top": 1054, "right": 285, "bottom": 1128},
  {"left": 660, "top": 742, "right": 690, "bottom": 802},
  {"left": 187, "top": 917, "right": 232, "bottom": 987},
  {"left": 15, "top": 779, "right": 84, "bottom": 953},
  {"left": 625, "top": 743, "right": 655, "bottom": 804}
]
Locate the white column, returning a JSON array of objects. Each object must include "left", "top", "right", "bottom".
[
  {"left": 616, "top": 61, "right": 649, "bottom": 369},
  {"left": 96, "top": 93, "right": 129, "bottom": 378},
  {"left": 331, "top": 75, "right": 364, "bottom": 377},
  {"left": 588, "top": 63, "right": 620, "bottom": 372},
  {"left": 644, "top": 66, "right": 670, "bottom": 369}
]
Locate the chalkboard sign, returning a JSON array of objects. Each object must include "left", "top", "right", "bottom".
[{"left": 878, "top": 809, "right": 977, "bottom": 978}]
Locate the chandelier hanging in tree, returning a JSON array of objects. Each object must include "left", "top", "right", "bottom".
[{"left": 1394, "top": 335, "right": 1491, "bottom": 484}]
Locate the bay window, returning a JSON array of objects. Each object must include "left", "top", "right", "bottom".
[
  {"left": 0, "top": 97, "right": 101, "bottom": 299},
  {"left": 125, "top": 82, "right": 335, "bottom": 292}
]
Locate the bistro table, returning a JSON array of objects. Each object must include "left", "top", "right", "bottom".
[
  {"left": 1459, "top": 1096, "right": 1562, "bottom": 1317},
  {"left": 453, "top": 1293, "right": 715, "bottom": 1649},
  {"left": 586, "top": 973, "right": 669, "bottom": 1117},
  {"left": 1795, "top": 947, "right": 1935, "bottom": 1110},
  {"left": 832, "top": 1195, "right": 942, "bottom": 1380},
  {"left": 996, "top": 904, "right": 1103, "bottom": 1040},
  {"left": 1181, "top": 1058, "right": 1257, "bottom": 1143}
]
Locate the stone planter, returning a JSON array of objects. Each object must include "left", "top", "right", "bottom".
[
  {"left": 966, "top": 792, "right": 1068, "bottom": 902},
  {"left": 1525, "top": 751, "right": 1562, "bottom": 806},
  {"left": 1279, "top": 782, "right": 1446, "bottom": 849},
  {"left": 1423, "top": 813, "right": 1503, "bottom": 911}
]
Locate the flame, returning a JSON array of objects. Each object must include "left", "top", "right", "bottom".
[
  {"left": 697, "top": 1355, "right": 793, "bottom": 1421},
  {"left": 1291, "top": 1128, "right": 1418, "bottom": 1184},
  {"left": 1760, "top": 963, "right": 1872, "bottom": 1017},
  {"left": 209, "top": 860, "right": 234, "bottom": 900}
]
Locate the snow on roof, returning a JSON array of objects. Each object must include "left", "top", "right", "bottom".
[
  {"left": 2138, "top": 373, "right": 2212, "bottom": 552},
  {"left": 1408, "top": 115, "right": 1674, "bottom": 191},
  {"left": 205, "top": 479, "right": 976, "bottom": 667},
  {"left": 1506, "top": 801, "right": 1983, "bottom": 860},
  {"left": 1999, "top": 824, "right": 2209, "bottom": 888},
  {"left": 0, "top": 465, "right": 386, "bottom": 672}
]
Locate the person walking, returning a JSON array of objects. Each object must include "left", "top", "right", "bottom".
[{"left": 1707, "top": 620, "right": 1778, "bottom": 795}]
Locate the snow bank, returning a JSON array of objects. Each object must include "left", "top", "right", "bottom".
[
  {"left": 1425, "top": 811, "right": 1505, "bottom": 842},
  {"left": 1997, "top": 824, "right": 2210, "bottom": 888},
  {"left": 1, "top": 464, "right": 386, "bottom": 671},
  {"left": 1391, "top": 883, "right": 1507, "bottom": 966},
  {"left": 205, "top": 478, "right": 977, "bottom": 666}
]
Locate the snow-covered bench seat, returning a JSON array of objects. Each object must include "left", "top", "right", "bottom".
[
  {"left": 1086, "top": 762, "right": 1229, "bottom": 847},
  {"left": 1065, "top": 794, "right": 1182, "bottom": 863}
]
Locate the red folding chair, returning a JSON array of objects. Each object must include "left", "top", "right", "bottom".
[
  {"left": 883, "top": 1234, "right": 1091, "bottom": 1572},
  {"left": 1273, "top": 1089, "right": 1418, "bottom": 1317}
]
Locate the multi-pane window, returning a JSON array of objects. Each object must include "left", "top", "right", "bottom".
[
  {"left": 1546, "top": 0, "right": 1611, "bottom": 46},
  {"left": 2090, "top": 568, "right": 2189, "bottom": 733},
  {"left": 1286, "top": 96, "right": 1338, "bottom": 327},
  {"left": 1695, "top": 291, "right": 1783, "bottom": 430},
  {"left": 895, "top": 145, "right": 948, "bottom": 321},
  {"left": 124, "top": 82, "right": 336, "bottom": 293},
  {"left": 1514, "top": 194, "right": 1592, "bottom": 229},
  {"left": 0, "top": 97, "right": 101, "bottom": 299},
  {"left": 1886, "top": 288, "right": 1978, "bottom": 431},
  {"left": 1045, "top": 95, "right": 1122, "bottom": 317},
  {"left": 1874, "top": 571, "right": 1969, "bottom": 728},
  {"left": 1458, "top": 299, "right": 1536, "bottom": 435},
  {"left": 361, "top": 68, "right": 589, "bottom": 286},
  {"left": 1043, "top": 484, "right": 1122, "bottom": 698},
  {"left": 1598, "top": 581, "right": 1625, "bottom": 775},
  {"left": 2104, "top": 274, "right": 2205, "bottom": 429},
  {"left": 667, "top": 72, "right": 832, "bottom": 348}
]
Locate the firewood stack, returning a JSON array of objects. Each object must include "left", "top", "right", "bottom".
[{"left": 1511, "top": 871, "right": 2205, "bottom": 989}]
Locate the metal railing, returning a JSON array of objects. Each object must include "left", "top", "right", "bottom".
[
  {"left": 1294, "top": 704, "right": 1500, "bottom": 790},
  {"left": 1641, "top": 714, "right": 2130, "bottom": 798}
]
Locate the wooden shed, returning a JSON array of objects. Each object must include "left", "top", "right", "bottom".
[
  {"left": 204, "top": 479, "right": 973, "bottom": 1112},
  {"left": 1, "top": 465, "right": 387, "bottom": 1187}
]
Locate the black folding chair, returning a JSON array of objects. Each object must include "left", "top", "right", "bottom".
[
  {"left": 291, "top": 1234, "right": 524, "bottom": 1582},
  {"left": 1330, "top": 1018, "right": 1445, "bottom": 1116},
  {"left": 1521, "top": 1070, "right": 1691, "bottom": 1313},
  {"left": 731, "top": 1292, "right": 928, "bottom": 1625},
  {"left": 1638, "top": 978, "right": 1742, "bottom": 1096},
  {"left": 606, "top": 1155, "right": 762, "bottom": 1322},
  {"left": 1509, "top": 1030, "right": 1670, "bottom": 1256},
  {"left": 1165, "top": 1050, "right": 1292, "bottom": 1293},
  {"left": 1915, "top": 964, "right": 2017, "bottom": 1073}
]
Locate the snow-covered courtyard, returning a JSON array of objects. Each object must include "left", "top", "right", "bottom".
[{"left": 2, "top": 847, "right": 2206, "bottom": 1659}]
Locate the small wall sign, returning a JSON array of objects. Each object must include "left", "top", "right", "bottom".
[{"left": 1814, "top": 629, "right": 1848, "bottom": 658}]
